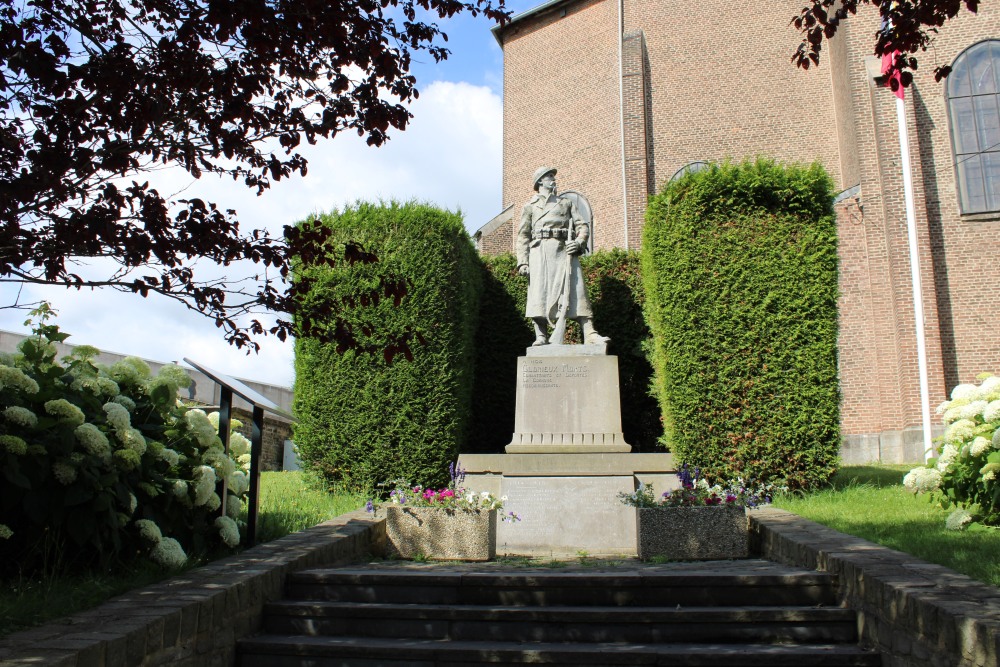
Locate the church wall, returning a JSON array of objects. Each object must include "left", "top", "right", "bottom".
[
  {"left": 500, "top": 0, "right": 625, "bottom": 250},
  {"left": 623, "top": 0, "right": 843, "bottom": 203}
]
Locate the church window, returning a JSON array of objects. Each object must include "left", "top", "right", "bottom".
[{"left": 948, "top": 40, "right": 1000, "bottom": 214}]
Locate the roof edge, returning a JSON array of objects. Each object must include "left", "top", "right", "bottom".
[{"left": 491, "top": 0, "right": 584, "bottom": 46}]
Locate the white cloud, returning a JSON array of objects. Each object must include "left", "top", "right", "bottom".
[{"left": 0, "top": 80, "right": 502, "bottom": 388}]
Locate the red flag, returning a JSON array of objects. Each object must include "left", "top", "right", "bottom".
[{"left": 882, "top": 51, "right": 905, "bottom": 99}]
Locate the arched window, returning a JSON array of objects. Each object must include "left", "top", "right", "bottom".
[{"left": 948, "top": 41, "right": 1000, "bottom": 214}]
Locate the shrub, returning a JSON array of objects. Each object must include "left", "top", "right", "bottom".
[
  {"left": 642, "top": 159, "right": 839, "bottom": 489},
  {"left": 467, "top": 250, "right": 662, "bottom": 453},
  {"left": 292, "top": 202, "right": 481, "bottom": 491},
  {"left": 0, "top": 305, "right": 250, "bottom": 576},
  {"left": 904, "top": 375, "right": 1000, "bottom": 529}
]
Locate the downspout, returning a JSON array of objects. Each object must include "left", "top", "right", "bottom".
[{"left": 618, "top": 0, "right": 628, "bottom": 249}]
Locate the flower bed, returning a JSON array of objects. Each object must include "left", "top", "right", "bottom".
[{"left": 384, "top": 506, "right": 497, "bottom": 561}]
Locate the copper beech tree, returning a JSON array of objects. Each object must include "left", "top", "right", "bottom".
[
  {"left": 0, "top": 0, "right": 506, "bottom": 359},
  {"left": 792, "top": 0, "right": 979, "bottom": 92}
]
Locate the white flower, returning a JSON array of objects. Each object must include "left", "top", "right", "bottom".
[
  {"left": 118, "top": 428, "right": 146, "bottom": 456},
  {"left": 935, "top": 400, "right": 950, "bottom": 415},
  {"left": 150, "top": 537, "right": 187, "bottom": 569},
  {"left": 160, "top": 448, "right": 180, "bottom": 467},
  {"left": 0, "top": 365, "right": 39, "bottom": 394},
  {"left": 952, "top": 383, "right": 978, "bottom": 400},
  {"left": 993, "top": 427, "right": 1000, "bottom": 449},
  {"left": 204, "top": 492, "right": 222, "bottom": 512},
  {"left": 3, "top": 406, "right": 37, "bottom": 428},
  {"left": 0, "top": 434, "right": 27, "bottom": 455},
  {"left": 984, "top": 401, "right": 1000, "bottom": 424},
  {"left": 945, "top": 419, "right": 976, "bottom": 444},
  {"left": 192, "top": 465, "right": 217, "bottom": 506},
  {"left": 108, "top": 357, "right": 151, "bottom": 385},
  {"left": 902, "top": 467, "right": 942, "bottom": 494},
  {"left": 52, "top": 460, "right": 77, "bottom": 485},
  {"left": 172, "top": 480, "right": 190, "bottom": 504},
  {"left": 74, "top": 423, "right": 110, "bottom": 456},
  {"left": 970, "top": 437, "right": 991, "bottom": 457},
  {"left": 0, "top": 524, "right": 12, "bottom": 539},
  {"left": 960, "top": 401, "right": 988, "bottom": 421},
  {"left": 980, "top": 463, "right": 1000, "bottom": 477},
  {"left": 44, "top": 399, "right": 85, "bottom": 426},
  {"left": 937, "top": 444, "right": 959, "bottom": 471},
  {"left": 103, "top": 402, "right": 132, "bottom": 432},
  {"left": 184, "top": 409, "right": 219, "bottom": 448},
  {"left": 152, "top": 364, "right": 192, "bottom": 393},
  {"left": 229, "top": 432, "right": 251, "bottom": 458},
  {"left": 111, "top": 395, "right": 136, "bottom": 412},
  {"left": 227, "top": 470, "right": 249, "bottom": 496},
  {"left": 214, "top": 515, "right": 241, "bottom": 547},
  {"left": 127, "top": 493, "right": 137, "bottom": 514},
  {"left": 942, "top": 406, "right": 964, "bottom": 424},
  {"left": 945, "top": 508, "right": 974, "bottom": 531},
  {"left": 985, "top": 470, "right": 997, "bottom": 482},
  {"left": 226, "top": 494, "right": 243, "bottom": 518},
  {"left": 135, "top": 519, "right": 163, "bottom": 543},
  {"left": 981, "top": 376, "right": 1000, "bottom": 392}
]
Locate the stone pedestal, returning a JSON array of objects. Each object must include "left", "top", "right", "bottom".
[
  {"left": 458, "top": 453, "right": 677, "bottom": 557},
  {"left": 507, "top": 345, "right": 630, "bottom": 453}
]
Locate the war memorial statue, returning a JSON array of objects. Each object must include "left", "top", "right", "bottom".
[{"left": 516, "top": 167, "right": 609, "bottom": 346}]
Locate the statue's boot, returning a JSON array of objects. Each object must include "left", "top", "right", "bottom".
[
  {"left": 579, "top": 317, "right": 610, "bottom": 345},
  {"left": 532, "top": 319, "right": 549, "bottom": 346}
]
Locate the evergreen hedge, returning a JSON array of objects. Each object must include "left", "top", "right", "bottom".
[
  {"left": 292, "top": 202, "right": 481, "bottom": 492},
  {"left": 468, "top": 250, "right": 662, "bottom": 453},
  {"left": 642, "top": 159, "right": 840, "bottom": 490}
]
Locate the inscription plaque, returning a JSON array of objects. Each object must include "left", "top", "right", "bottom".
[{"left": 497, "top": 476, "right": 636, "bottom": 556}]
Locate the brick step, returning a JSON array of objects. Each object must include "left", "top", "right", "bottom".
[
  {"left": 284, "top": 568, "right": 838, "bottom": 607},
  {"left": 263, "top": 600, "right": 858, "bottom": 644},
  {"left": 238, "top": 635, "right": 883, "bottom": 667}
]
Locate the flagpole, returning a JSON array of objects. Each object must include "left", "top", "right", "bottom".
[{"left": 894, "top": 94, "right": 934, "bottom": 462}]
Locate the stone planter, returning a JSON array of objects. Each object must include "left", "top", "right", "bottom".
[
  {"left": 384, "top": 506, "right": 497, "bottom": 561},
  {"left": 636, "top": 506, "right": 748, "bottom": 560}
]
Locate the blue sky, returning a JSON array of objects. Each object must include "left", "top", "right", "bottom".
[{"left": 0, "top": 1, "right": 540, "bottom": 387}]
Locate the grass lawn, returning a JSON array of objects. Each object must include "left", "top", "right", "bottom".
[
  {"left": 772, "top": 464, "right": 1000, "bottom": 588},
  {"left": 0, "top": 471, "right": 365, "bottom": 638}
]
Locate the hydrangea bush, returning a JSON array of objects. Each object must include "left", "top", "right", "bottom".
[
  {"left": 0, "top": 305, "right": 250, "bottom": 575},
  {"left": 619, "top": 464, "right": 784, "bottom": 509},
  {"left": 903, "top": 374, "right": 1000, "bottom": 530}
]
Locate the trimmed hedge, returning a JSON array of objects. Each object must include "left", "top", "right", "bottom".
[
  {"left": 292, "top": 202, "right": 481, "bottom": 492},
  {"left": 642, "top": 159, "right": 839, "bottom": 490},
  {"left": 468, "top": 250, "right": 662, "bottom": 453}
]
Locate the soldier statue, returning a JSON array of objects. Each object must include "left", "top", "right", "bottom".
[{"left": 516, "top": 167, "right": 609, "bottom": 346}]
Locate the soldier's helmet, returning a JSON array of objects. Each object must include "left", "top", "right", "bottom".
[{"left": 532, "top": 167, "right": 557, "bottom": 191}]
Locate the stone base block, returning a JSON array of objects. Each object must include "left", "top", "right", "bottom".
[
  {"left": 637, "top": 506, "right": 748, "bottom": 561},
  {"left": 384, "top": 506, "right": 496, "bottom": 561},
  {"left": 497, "top": 476, "right": 636, "bottom": 556}
]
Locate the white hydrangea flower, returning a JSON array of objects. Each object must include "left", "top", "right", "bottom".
[
  {"left": 945, "top": 508, "right": 974, "bottom": 531},
  {"left": 942, "top": 406, "right": 964, "bottom": 424},
  {"left": 985, "top": 470, "right": 997, "bottom": 482},
  {"left": 52, "top": 460, "right": 77, "bottom": 485},
  {"left": 74, "top": 423, "right": 110, "bottom": 456},
  {"left": 945, "top": 419, "right": 976, "bottom": 444},
  {"left": 237, "top": 453, "right": 251, "bottom": 471},
  {"left": 44, "top": 399, "right": 85, "bottom": 426},
  {"left": 184, "top": 409, "right": 219, "bottom": 448},
  {"left": 103, "top": 402, "right": 131, "bottom": 432},
  {"left": 96, "top": 377, "right": 120, "bottom": 397},
  {"left": 150, "top": 537, "right": 187, "bottom": 569},
  {"left": 952, "top": 383, "right": 978, "bottom": 400},
  {"left": 983, "top": 401, "right": 1000, "bottom": 424},
  {"left": 226, "top": 494, "right": 243, "bottom": 518},
  {"left": 109, "top": 357, "right": 151, "bottom": 385},
  {"left": 172, "top": 479, "right": 188, "bottom": 500},
  {"left": 111, "top": 395, "right": 136, "bottom": 411},
  {"left": 937, "top": 444, "right": 959, "bottom": 472},
  {"left": 0, "top": 434, "right": 27, "bottom": 455},
  {"left": 204, "top": 492, "right": 222, "bottom": 512},
  {"left": 993, "top": 428, "right": 1000, "bottom": 450},
  {"left": 153, "top": 364, "right": 192, "bottom": 392},
  {"left": 902, "top": 467, "right": 942, "bottom": 494},
  {"left": 227, "top": 470, "right": 249, "bottom": 496},
  {"left": 0, "top": 524, "right": 12, "bottom": 539},
  {"left": 160, "top": 448, "right": 180, "bottom": 467},
  {"left": 215, "top": 515, "right": 241, "bottom": 548},
  {"left": 135, "top": 519, "right": 162, "bottom": 543},
  {"left": 229, "top": 432, "right": 251, "bottom": 458},
  {"left": 192, "top": 465, "right": 217, "bottom": 506},
  {"left": 970, "top": 436, "right": 991, "bottom": 457},
  {"left": 127, "top": 493, "right": 137, "bottom": 514},
  {"left": 980, "top": 463, "right": 1000, "bottom": 477},
  {"left": 935, "top": 400, "right": 950, "bottom": 415},
  {"left": 960, "top": 401, "right": 988, "bottom": 421},
  {"left": 3, "top": 406, "right": 37, "bottom": 428},
  {"left": 118, "top": 428, "right": 146, "bottom": 456},
  {"left": 113, "top": 448, "right": 141, "bottom": 470},
  {"left": 0, "top": 365, "right": 40, "bottom": 394},
  {"left": 208, "top": 411, "right": 220, "bottom": 429}
]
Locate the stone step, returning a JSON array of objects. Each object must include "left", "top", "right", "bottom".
[
  {"left": 238, "top": 635, "right": 883, "bottom": 667},
  {"left": 263, "top": 600, "right": 859, "bottom": 644},
  {"left": 284, "top": 568, "right": 838, "bottom": 607}
]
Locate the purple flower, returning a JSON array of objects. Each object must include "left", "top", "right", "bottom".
[{"left": 365, "top": 500, "right": 375, "bottom": 513}]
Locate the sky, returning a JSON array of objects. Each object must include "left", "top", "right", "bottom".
[{"left": 0, "top": 1, "right": 539, "bottom": 389}]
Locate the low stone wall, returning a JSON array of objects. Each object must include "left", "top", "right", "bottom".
[
  {"left": 750, "top": 507, "right": 1000, "bottom": 667},
  {"left": 0, "top": 510, "right": 385, "bottom": 667}
]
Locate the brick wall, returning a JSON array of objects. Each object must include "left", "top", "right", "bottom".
[
  {"left": 500, "top": 0, "right": 624, "bottom": 250},
  {"left": 231, "top": 407, "right": 293, "bottom": 472}
]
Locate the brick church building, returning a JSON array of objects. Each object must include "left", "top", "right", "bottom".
[{"left": 474, "top": 0, "right": 1000, "bottom": 463}]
